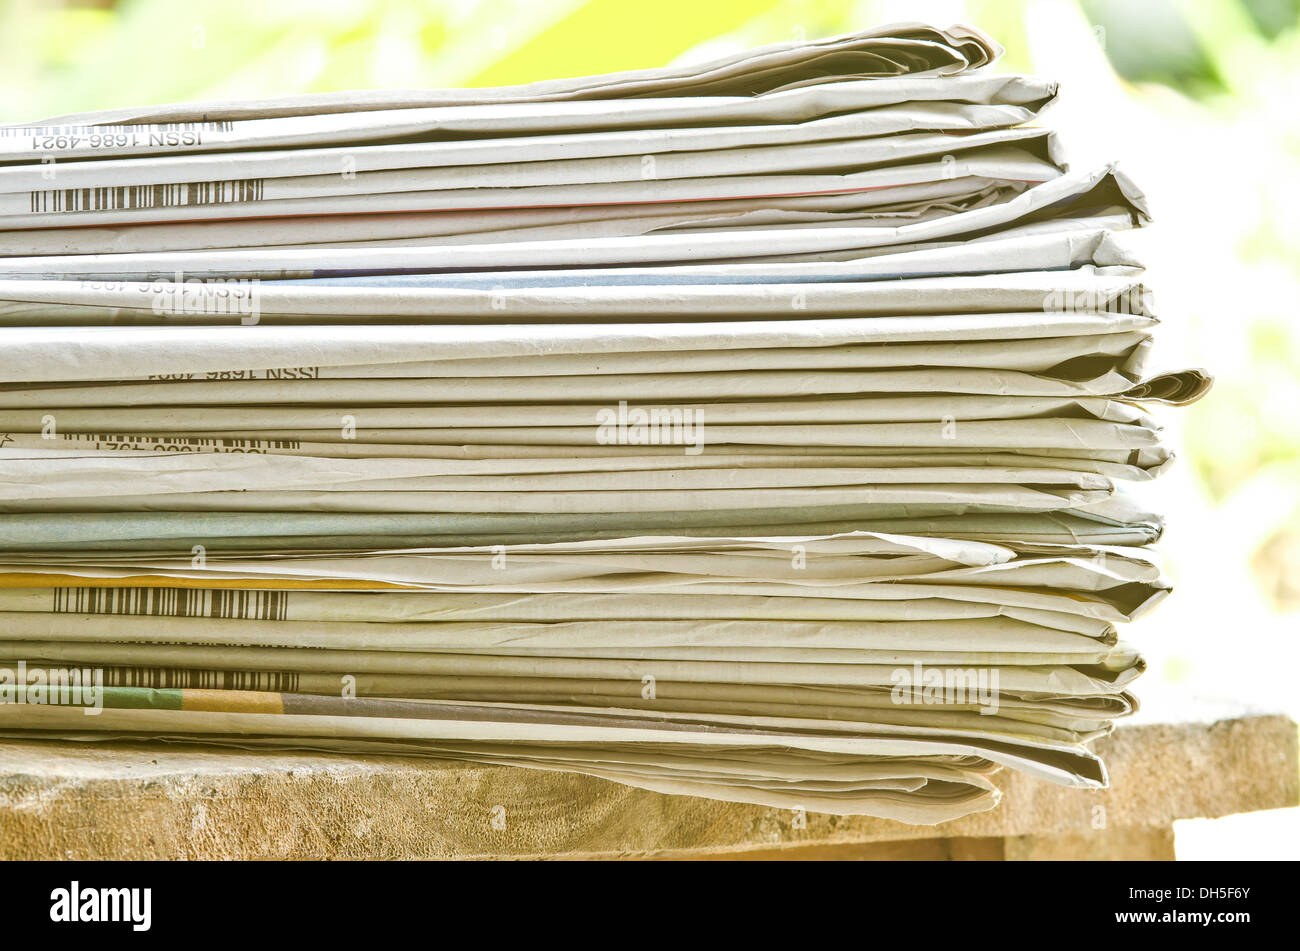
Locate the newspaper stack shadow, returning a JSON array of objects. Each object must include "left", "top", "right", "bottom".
[{"left": 0, "top": 22, "right": 1209, "bottom": 824}]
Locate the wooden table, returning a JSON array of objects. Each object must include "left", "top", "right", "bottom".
[{"left": 1, "top": 693, "right": 1295, "bottom": 859}]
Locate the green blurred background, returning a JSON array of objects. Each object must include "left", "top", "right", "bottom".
[{"left": 2, "top": 0, "right": 1298, "bottom": 855}]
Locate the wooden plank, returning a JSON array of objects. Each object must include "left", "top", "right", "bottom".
[{"left": 0, "top": 704, "right": 1294, "bottom": 859}]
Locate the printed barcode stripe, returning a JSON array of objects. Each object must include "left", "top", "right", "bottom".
[
  {"left": 29, "top": 178, "right": 264, "bottom": 213},
  {"left": 98, "top": 666, "right": 300, "bottom": 691},
  {"left": 65, "top": 433, "right": 301, "bottom": 449},
  {"left": 52, "top": 586, "right": 288, "bottom": 621},
  {"left": 0, "top": 121, "right": 234, "bottom": 137}
]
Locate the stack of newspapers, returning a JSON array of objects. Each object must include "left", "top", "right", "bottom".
[{"left": 0, "top": 23, "right": 1209, "bottom": 824}]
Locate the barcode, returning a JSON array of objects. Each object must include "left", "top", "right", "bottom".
[
  {"left": 0, "top": 121, "right": 234, "bottom": 138},
  {"left": 53, "top": 587, "right": 289, "bottom": 621},
  {"left": 69, "top": 432, "right": 301, "bottom": 450},
  {"left": 98, "top": 666, "right": 300, "bottom": 691},
  {"left": 30, "top": 179, "right": 264, "bottom": 213}
]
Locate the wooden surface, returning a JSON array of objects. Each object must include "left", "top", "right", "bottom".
[{"left": 0, "top": 694, "right": 1295, "bottom": 859}]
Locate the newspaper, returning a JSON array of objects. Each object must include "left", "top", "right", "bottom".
[
  {"left": 0, "top": 21, "right": 1212, "bottom": 824},
  {"left": 19, "top": 25, "right": 997, "bottom": 118},
  {"left": 0, "top": 162, "right": 1141, "bottom": 279}
]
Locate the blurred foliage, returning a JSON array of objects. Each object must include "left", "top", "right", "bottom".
[
  {"left": 0, "top": 0, "right": 1294, "bottom": 113},
  {"left": 1082, "top": 0, "right": 1231, "bottom": 95}
]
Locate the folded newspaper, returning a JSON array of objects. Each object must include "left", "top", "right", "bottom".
[{"left": 0, "top": 23, "right": 1209, "bottom": 825}]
